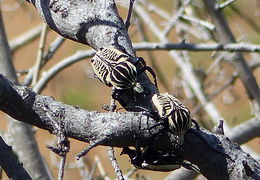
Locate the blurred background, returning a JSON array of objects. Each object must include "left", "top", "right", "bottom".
[{"left": 0, "top": 0, "right": 259, "bottom": 179}]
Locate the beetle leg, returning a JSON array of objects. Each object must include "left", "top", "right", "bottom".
[{"left": 138, "top": 66, "right": 158, "bottom": 88}]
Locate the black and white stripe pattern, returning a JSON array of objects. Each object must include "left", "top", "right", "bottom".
[
  {"left": 98, "top": 47, "right": 129, "bottom": 64},
  {"left": 91, "top": 48, "right": 144, "bottom": 92},
  {"left": 152, "top": 93, "right": 191, "bottom": 145},
  {"left": 91, "top": 55, "right": 112, "bottom": 86},
  {"left": 109, "top": 61, "right": 143, "bottom": 92}
]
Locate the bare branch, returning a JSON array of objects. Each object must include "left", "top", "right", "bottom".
[
  {"left": 23, "top": 35, "right": 65, "bottom": 86},
  {"left": 33, "top": 50, "right": 95, "bottom": 93},
  {"left": 9, "top": 24, "right": 42, "bottom": 52},
  {"left": 133, "top": 42, "right": 260, "bottom": 52},
  {"left": 32, "top": 23, "right": 48, "bottom": 85},
  {"left": 227, "top": 117, "right": 260, "bottom": 145},
  {"left": 216, "top": 0, "right": 238, "bottom": 9},
  {"left": 0, "top": 136, "right": 31, "bottom": 180}
]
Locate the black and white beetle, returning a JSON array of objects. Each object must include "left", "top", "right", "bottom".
[
  {"left": 91, "top": 47, "right": 157, "bottom": 93},
  {"left": 152, "top": 93, "right": 192, "bottom": 145},
  {"left": 121, "top": 147, "right": 199, "bottom": 172}
]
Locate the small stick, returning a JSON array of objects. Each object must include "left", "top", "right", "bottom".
[
  {"left": 125, "top": 0, "right": 135, "bottom": 31},
  {"left": 107, "top": 87, "right": 124, "bottom": 180},
  {"left": 58, "top": 155, "right": 66, "bottom": 180},
  {"left": 32, "top": 23, "right": 48, "bottom": 85}
]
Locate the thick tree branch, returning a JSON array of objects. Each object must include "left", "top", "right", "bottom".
[{"left": 0, "top": 74, "right": 260, "bottom": 179}]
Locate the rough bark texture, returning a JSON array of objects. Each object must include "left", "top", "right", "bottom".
[{"left": 0, "top": 74, "right": 260, "bottom": 179}]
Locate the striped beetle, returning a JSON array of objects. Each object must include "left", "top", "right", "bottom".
[
  {"left": 152, "top": 93, "right": 192, "bottom": 145},
  {"left": 91, "top": 48, "right": 157, "bottom": 93},
  {"left": 121, "top": 147, "right": 199, "bottom": 172}
]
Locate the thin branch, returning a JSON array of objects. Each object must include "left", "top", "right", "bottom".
[
  {"left": 33, "top": 50, "right": 95, "bottom": 93},
  {"left": 9, "top": 24, "right": 42, "bottom": 51},
  {"left": 0, "top": 136, "right": 31, "bottom": 180},
  {"left": 58, "top": 156, "right": 66, "bottom": 180},
  {"left": 32, "top": 23, "right": 48, "bottom": 85},
  {"left": 180, "top": 15, "right": 215, "bottom": 31},
  {"left": 125, "top": 0, "right": 135, "bottom": 31},
  {"left": 141, "top": 0, "right": 171, "bottom": 19},
  {"left": 23, "top": 35, "right": 65, "bottom": 86},
  {"left": 216, "top": 0, "right": 238, "bottom": 9},
  {"left": 226, "top": 117, "right": 260, "bottom": 144},
  {"left": 163, "top": 0, "right": 191, "bottom": 36},
  {"left": 95, "top": 156, "right": 111, "bottom": 180},
  {"left": 42, "top": 36, "right": 65, "bottom": 66},
  {"left": 107, "top": 147, "right": 124, "bottom": 180},
  {"left": 133, "top": 42, "right": 260, "bottom": 52}
]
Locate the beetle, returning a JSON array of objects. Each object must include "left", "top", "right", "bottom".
[
  {"left": 91, "top": 48, "right": 157, "bottom": 93},
  {"left": 121, "top": 147, "right": 199, "bottom": 172},
  {"left": 151, "top": 93, "right": 192, "bottom": 145}
]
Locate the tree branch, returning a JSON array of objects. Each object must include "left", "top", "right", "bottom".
[
  {"left": 0, "top": 136, "right": 31, "bottom": 180},
  {"left": 0, "top": 74, "right": 260, "bottom": 179},
  {"left": 133, "top": 42, "right": 260, "bottom": 52}
]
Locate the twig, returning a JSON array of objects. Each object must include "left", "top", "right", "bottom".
[
  {"left": 23, "top": 35, "right": 65, "bottom": 86},
  {"left": 205, "top": 0, "right": 260, "bottom": 107},
  {"left": 141, "top": 0, "right": 171, "bottom": 19},
  {"left": 33, "top": 50, "right": 95, "bottom": 93},
  {"left": 32, "top": 23, "right": 48, "bottom": 86},
  {"left": 107, "top": 147, "right": 124, "bottom": 180},
  {"left": 9, "top": 24, "right": 42, "bottom": 51},
  {"left": 180, "top": 15, "right": 215, "bottom": 31},
  {"left": 58, "top": 156, "right": 66, "bottom": 180},
  {"left": 86, "top": 160, "right": 97, "bottom": 180},
  {"left": 133, "top": 42, "right": 260, "bottom": 52},
  {"left": 124, "top": 168, "right": 137, "bottom": 179},
  {"left": 216, "top": 0, "right": 238, "bottom": 9},
  {"left": 107, "top": 88, "right": 124, "bottom": 180},
  {"left": 213, "top": 120, "right": 224, "bottom": 135},
  {"left": 45, "top": 107, "right": 70, "bottom": 180},
  {"left": 125, "top": 0, "right": 135, "bottom": 31},
  {"left": 95, "top": 156, "right": 111, "bottom": 180},
  {"left": 163, "top": 0, "right": 191, "bottom": 36},
  {"left": 42, "top": 36, "right": 65, "bottom": 65}
]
